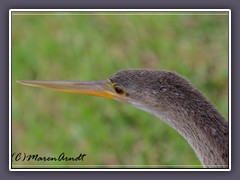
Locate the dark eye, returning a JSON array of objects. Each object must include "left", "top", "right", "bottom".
[{"left": 113, "top": 84, "right": 125, "bottom": 95}]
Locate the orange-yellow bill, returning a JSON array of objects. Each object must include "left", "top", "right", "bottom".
[{"left": 17, "top": 80, "right": 118, "bottom": 99}]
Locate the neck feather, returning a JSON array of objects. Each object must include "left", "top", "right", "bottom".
[{"left": 151, "top": 102, "right": 229, "bottom": 168}]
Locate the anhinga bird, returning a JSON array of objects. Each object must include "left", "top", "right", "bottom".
[{"left": 17, "top": 69, "right": 228, "bottom": 168}]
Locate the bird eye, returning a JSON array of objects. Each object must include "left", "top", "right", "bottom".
[{"left": 113, "top": 84, "right": 125, "bottom": 95}]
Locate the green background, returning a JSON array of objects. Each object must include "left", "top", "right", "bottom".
[{"left": 12, "top": 11, "right": 229, "bottom": 168}]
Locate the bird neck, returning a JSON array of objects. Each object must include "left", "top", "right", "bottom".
[{"left": 152, "top": 102, "right": 229, "bottom": 168}]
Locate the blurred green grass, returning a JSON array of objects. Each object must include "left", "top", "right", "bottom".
[{"left": 12, "top": 12, "right": 228, "bottom": 168}]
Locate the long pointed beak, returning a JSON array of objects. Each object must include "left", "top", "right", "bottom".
[{"left": 17, "top": 79, "right": 124, "bottom": 100}]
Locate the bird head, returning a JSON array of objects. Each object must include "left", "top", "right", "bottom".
[
  {"left": 17, "top": 69, "right": 195, "bottom": 115},
  {"left": 109, "top": 69, "right": 193, "bottom": 113}
]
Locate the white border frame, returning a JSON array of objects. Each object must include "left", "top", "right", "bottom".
[{"left": 9, "top": 9, "right": 231, "bottom": 171}]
